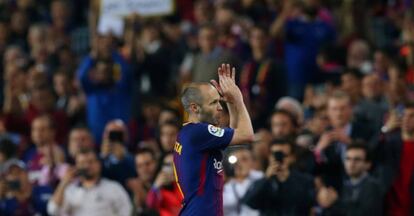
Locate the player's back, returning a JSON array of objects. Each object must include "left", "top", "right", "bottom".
[{"left": 173, "top": 122, "right": 234, "bottom": 216}]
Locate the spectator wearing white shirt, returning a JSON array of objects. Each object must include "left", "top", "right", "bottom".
[
  {"left": 47, "top": 149, "right": 132, "bottom": 216},
  {"left": 224, "top": 147, "right": 263, "bottom": 216}
]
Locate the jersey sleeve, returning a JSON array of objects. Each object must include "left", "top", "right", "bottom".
[{"left": 189, "top": 123, "right": 234, "bottom": 151}]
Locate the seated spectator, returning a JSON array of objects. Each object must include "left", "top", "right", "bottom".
[
  {"left": 100, "top": 120, "right": 136, "bottom": 190},
  {"left": 128, "top": 148, "right": 159, "bottom": 215},
  {"left": 340, "top": 68, "right": 364, "bottom": 106},
  {"left": 317, "top": 143, "right": 383, "bottom": 216},
  {"left": 243, "top": 139, "right": 315, "bottom": 215},
  {"left": 47, "top": 149, "right": 132, "bottom": 216},
  {"left": 146, "top": 153, "right": 183, "bottom": 216},
  {"left": 223, "top": 147, "right": 263, "bottom": 216}
]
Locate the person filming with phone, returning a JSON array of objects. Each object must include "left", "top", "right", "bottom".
[
  {"left": 47, "top": 149, "right": 132, "bottom": 216},
  {"left": 243, "top": 139, "right": 315, "bottom": 216}
]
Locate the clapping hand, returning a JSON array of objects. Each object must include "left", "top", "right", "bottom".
[{"left": 210, "top": 64, "right": 243, "bottom": 105}]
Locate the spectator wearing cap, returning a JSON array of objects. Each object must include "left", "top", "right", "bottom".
[
  {"left": 317, "top": 143, "right": 383, "bottom": 216},
  {"left": 243, "top": 139, "right": 315, "bottom": 216},
  {"left": 47, "top": 149, "right": 132, "bottom": 216},
  {"left": 77, "top": 33, "right": 132, "bottom": 145},
  {"left": 0, "top": 160, "right": 54, "bottom": 216},
  {"left": 100, "top": 120, "right": 136, "bottom": 190}
]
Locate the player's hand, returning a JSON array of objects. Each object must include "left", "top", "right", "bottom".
[{"left": 211, "top": 64, "right": 243, "bottom": 105}]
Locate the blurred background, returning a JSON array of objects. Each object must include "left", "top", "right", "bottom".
[{"left": 0, "top": 0, "right": 413, "bottom": 215}]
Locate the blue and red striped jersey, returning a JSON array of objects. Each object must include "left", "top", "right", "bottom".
[{"left": 173, "top": 122, "right": 234, "bottom": 216}]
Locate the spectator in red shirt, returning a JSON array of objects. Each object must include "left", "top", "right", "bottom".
[{"left": 146, "top": 153, "right": 182, "bottom": 216}]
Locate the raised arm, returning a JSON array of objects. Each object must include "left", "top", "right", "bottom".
[{"left": 213, "top": 64, "right": 254, "bottom": 145}]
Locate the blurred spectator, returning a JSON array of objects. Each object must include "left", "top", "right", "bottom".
[
  {"left": 317, "top": 143, "right": 383, "bottom": 216},
  {"left": 240, "top": 25, "right": 286, "bottom": 128},
  {"left": 270, "top": 0, "right": 336, "bottom": 100},
  {"left": 180, "top": 23, "right": 240, "bottom": 83},
  {"left": 340, "top": 68, "right": 363, "bottom": 105},
  {"left": 129, "top": 148, "right": 159, "bottom": 215},
  {"left": 77, "top": 34, "right": 132, "bottom": 144},
  {"left": 315, "top": 91, "right": 374, "bottom": 191},
  {"left": 0, "top": 138, "right": 19, "bottom": 175},
  {"left": 47, "top": 149, "right": 132, "bottom": 216},
  {"left": 67, "top": 126, "right": 94, "bottom": 163},
  {"left": 243, "top": 139, "right": 315, "bottom": 215},
  {"left": 223, "top": 147, "right": 263, "bottom": 216},
  {"left": 158, "top": 121, "right": 180, "bottom": 156},
  {"left": 354, "top": 74, "right": 389, "bottom": 131},
  {"left": 270, "top": 109, "right": 298, "bottom": 140},
  {"left": 4, "top": 84, "right": 69, "bottom": 144},
  {"left": 0, "top": 160, "right": 53, "bottom": 216},
  {"left": 158, "top": 107, "right": 181, "bottom": 126},
  {"left": 376, "top": 102, "right": 414, "bottom": 215},
  {"left": 135, "top": 20, "right": 175, "bottom": 98},
  {"left": 251, "top": 129, "right": 272, "bottom": 171},
  {"left": 275, "top": 96, "right": 304, "bottom": 125},
  {"left": 346, "top": 39, "right": 372, "bottom": 74},
  {"left": 100, "top": 120, "right": 136, "bottom": 190},
  {"left": 23, "top": 115, "right": 67, "bottom": 186},
  {"left": 146, "top": 153, "right": 182, "bottom": 216}
]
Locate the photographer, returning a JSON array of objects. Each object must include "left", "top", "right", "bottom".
[
  {"left": 0, "top": 160, "right": 54, "bottom": 215},
  {"left": 243, "top": 139, "right": 315, "bottom": 216},
  {"left": 100, "top": 120, "right": 137, "bottom": 190},
  {"left": 223, "top": 147, "right": 263, "bottom": 216},
  {"left": 77, "top": 33, "right": 132, "bottom": 145},
  {"left": 47, "top": 149, "right": 132, "bottom": 216},
  {"left": 146, "top": 153, "right": 182, "bottom": 216}
]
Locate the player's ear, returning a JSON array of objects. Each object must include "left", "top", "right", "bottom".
[{"left": 190, "top": 103, "right": 199, "bottom": 114}]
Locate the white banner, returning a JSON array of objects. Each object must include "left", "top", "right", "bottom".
[{"left": 101, "top": 0, "right": 174, "bottom": 17}]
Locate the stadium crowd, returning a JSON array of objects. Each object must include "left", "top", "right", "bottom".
[{"left": 0, "top": 0, "right": 413, "bottom": 215}]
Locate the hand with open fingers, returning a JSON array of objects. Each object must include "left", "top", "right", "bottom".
[{"left": 211, "top": 64, "right": 243, "bottom": 104}]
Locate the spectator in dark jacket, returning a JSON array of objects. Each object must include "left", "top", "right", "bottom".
[
  {"left": 376, "top": 102, "right": 414, "bottom": 215},
  {"left": 317, "top": 143, "right": 383, "bottom": 216},
  {"left": 243, "top": 139, "right": 315, "bottom": 216},
  {"left": 314, "top": 91, "right": 374, "bottom": 192}
]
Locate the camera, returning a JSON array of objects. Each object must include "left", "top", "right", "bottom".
[
  {"left": 273, "top": 151, "right": 286, "bottom": 163},
  {"left": 6, "top": 180, "right": 21, "bottom": 191},
  {"left": 109, "top": 131, "right": 124, "bottom": 143}
]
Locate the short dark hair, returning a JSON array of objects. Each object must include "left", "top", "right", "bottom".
[
  {"left": 0, "top": 138, "right": 17, "bottom": 159},
  {"left": 136, "top": 147, "right": 157, "bottom": 161},
  {"left": 270, "top": 138, "right": 294, "bottom": 154},
  {"left": 181, "top": 84, "right": 204, "bottom": 112},
  {"left": 346, "top": 142, "right": 370, "bottom": 161},
  {"left": 77, "top": 148, "right": 98, "bottom": 160},
  {"left": 271, "top": 109, "right": 298, "bottom": 127},
  {"left": 342, "top": 68, "right": 364, "bottom": 80}
]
